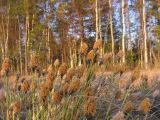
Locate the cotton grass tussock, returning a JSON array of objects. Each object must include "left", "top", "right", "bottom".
[
  {"left": 76, "top": 64, "right": 85, "bottom": 78},
  {"left": 84, "top": 86, "right": 93, "bottom": 100},
  {"left": 46, "top": 74, "right": 55, "bottom": 83},
  {"left": 58, "top": 63, "right": 68, "bottom": 77},
  {"left": 65, "top": 68, "right": 75, "bottom": 83},
  {"left": 83, "top": 98, "right": 96, "bottom": 118},
  {"left": 1, "top": 58, "right": 10, "bottom": 77},
  {"left": 80, "top": 42, "right": 88, "bottom": 55},
  {"left": 115, "top": 90, "right": 122, "bottom": 101},
  {"left": 30, "top": 54, "right": 39, "bottom": 72},
  {"left": 10, "top": 101, "right": 21, "bottom": 114},
  {"left": 68, "top": 79, "right": 80, "bottom": 94},
  {"left": 102, "top": 52, "right": 113, "bottom": 64},
  {"left": 30, "top": 81, "right": 37, "bottom": 91},
  {"left": 111, "top": 111, "right": 125, "bottom": 120},
  {"left": 39, "top": 88, "right": 49, "bottom": 100},
  {"left": 45, "top": 79, "right": 53, "bottom": 91},
  {"left": 87, "top": 50, "right": 96, "bottom": 61},
  {"left": 152, "top": 89, "right": 160, "bottom": 98},
  {"left": 139, "top": 98, "right": 151, "bottom": 114},
  {"left": 117, "top": 50, "right": 124, "bottom": 58},
  {"left": 54, "top": 59, "right": 60, "bottom": 68},
  {"left": 20, "top": 81, "right": 30, "bottom": 93},
  {"left": 93, "top": 40, "right": 102, "bottom": 50},
  {"left": 123, "top": 101, "right": 134, "bottom": 113},
  {"left": 131, "top": 69, "right": 140, "bottom": 82},
  {"left": 47, "top": 64, "right": 54, "bottom": 75},
  {"left": 60, "top": 82, "right": 69, "bottom": 96},
  {"left": 52, "top": 91, "right": 62, "bottom": 104}
]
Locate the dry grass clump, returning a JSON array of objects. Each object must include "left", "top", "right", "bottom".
[
  {"left": 123, "top": 101, "right": 134, "bottom": 113},
  {"left": 46, "top": 74, "right": 55, "bottom": 83},
  {"left": 152, "top": 89, "right": 160, "bottom": 98},
  {"left": 83, "top": 98, "right": 96, "bottom": 118},
  {"left": 39, "top": 88, "right": 49, "bottom": 106},
  {"left": 11, "top": 75, "right": 18, "bottom": 91},
  {"left": 1, "top": 58, "right": 10, "bottom": 77},
  {"left": 131, "top": 69, "right": 140, "bottom": 82},
  {"left": 54, "top": 59, "right": 60, "bottom": 67},
  {"left": 139, "top": 98, "right": 151, "bottom": 114},
  {"left": 113, "top": 65, "right": 128, "bottom": 75},
  {"left": 76, "top": 64, "right": 85, "bottom": 78},
  {"left": 116, "top": 50, "right": 124, "bottom": 58},
  {"left": 47, "top": 64, "right": 54, "bottom": 75},
  {"left": 60, "top": 82, "right": 69, "bottom": 96},
  {"left": 84, "top": 86, "right": 93, "bottom": 100},
  {"left": 20, "top": 81, "right": 30, "bottom": 93},
  {"left": 52, "top": 91, "right": 62, "bottom": 104},
  {"left": 30, "top": 81, "right": 37, "bottom": 91},
  {"left": 68, "top": 79, "right": 80, "bottom": 94},
  {"left": 30, "top": 54, "right": 39, "bottom": 72},
  {"left": 64, "top": 68, "right": 75, "bottom": 83},
  {"left": 58, "top": 63, "right": 68, "bottom": 77},
  {"left": 102, "top": 52, "right": 113, "bottom": 64},
  {"left": 115, "top": 90, "right": 122, "bottom": 101},
  {"left": 111, "top": 111, "right": 125, "bottom": 120},
  {"left": 87, "top": 50, "right": 96, "bottom": 61},
  {"left": 10, "top": 101, "right": 21, "bottom": 114},
  {"left": 80, "top": 42, "right": 88, "bottom": 55},
  {"left": 93, "top": 40, "right": 102, "bottom": 50}
]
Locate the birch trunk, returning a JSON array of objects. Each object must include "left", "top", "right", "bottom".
[
  {"left": 95, "top": 0, "right": 99, "bottom": 41},
  {"left": 109, "top": 0, "right": 115, "bottom": 65},
  {"left": 122, "top": 0, "right": 126, "bottom": 63},
  {"left": 126, "top": 0, "right": 132, "bottom": 51},
  {"left": 18, "top": 16, "right": 23, "bottom": 74},
  {"left": 142, "top": 0, "right": 148, "bottom": 69}
]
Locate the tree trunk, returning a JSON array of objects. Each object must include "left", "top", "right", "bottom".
[
  {"left": 95, "top": 0, "right": 99, "bottom": 41},
  {"left": 18, "top": 16, "right": 23, "bottom": 75},
  {"left": 122, "top": 0, "right": 126, "bottom": 63},
  {"left": 109, "top": 0, "right": 115, "bottom": 65},
  {"left": 25, "top": 15, "right": 29, "bottom": 75},
  {"left": 126, "top": 0, "right": 132, "bottom": 51},
  {"left": 142, "top": 0, "right": 148, "bottom": 69}
]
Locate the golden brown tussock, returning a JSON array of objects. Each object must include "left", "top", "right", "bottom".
[
  {"left": 93, "top": 40, "right": 102, "bottom": 50},
  {"left": 46, "top": 74, "right": 55, "bottom": 83},
  {"left": 54, "top": 59, "right": 60, "bottom": 67},
  {"left": 10, "top": 101, "right": 21, "bottom": 114},
  {"left": 83, "top": 98, "right": 96, "bottom": 117},
  {"left": 139, "top": 98, "right": 151, "bottom": 114},
  {"left": 21, "top": 81, "right": 30, "bottom": 93},
  {"left": 58, "top": 63, "right": 68, "bottom": 76},
  {"left": 1, "top": 58, "right": 10, "bottom": 77},
  {"left": 60, "top": 82, "right": 69, "bottom": 96},
  {"left": 84, "top": 86, "right": 93, "bottom": 99},
  {"left": 30, "top": 81, "right": 37, "bottom": 91},
  {"left": 39, "top": 88, "right": 49, "bottom": 99},
  {"left": 80, "top": 42, "right": 88, "bottom": 55},
  {"left": 115, "top": 90, "right": 122, "bottom": 100},
  {"left": 30, "top": 54, "right": 39, "bottom": 67},
  {"left": 2, "top": 58, "right": 10, "bottom": 71},
  {"left": 117, "top": 50, "right": 124, "bottom": 58},
  {"left": 87, "top": 50, "right": 95, "bottom": 61},
  {"left": 111, "top": 111, "right": 125, "bottom": 120},
  {"left": 68, "top": 79, "right": 80, "bottom": 94},
  {"left": 65, "top": 68, "right": 75, "bottom": 83},
  {"left": 123, "top": 101, "right": 134, "bottom": 113},
  {"left": 102, "top": 52, "right": 113, "bottom": 64},
  {"left": 52, "top": 91, "right": 62, "bottom": 104},
  {"left": 132, "top": 69, "right": 140, "bottom": 82},
  {"left": 76, "top": 64, "right": 85, "bottom": 78},
  {"left": 47, "top": 64, "right": 54, "bottom": 75}
]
